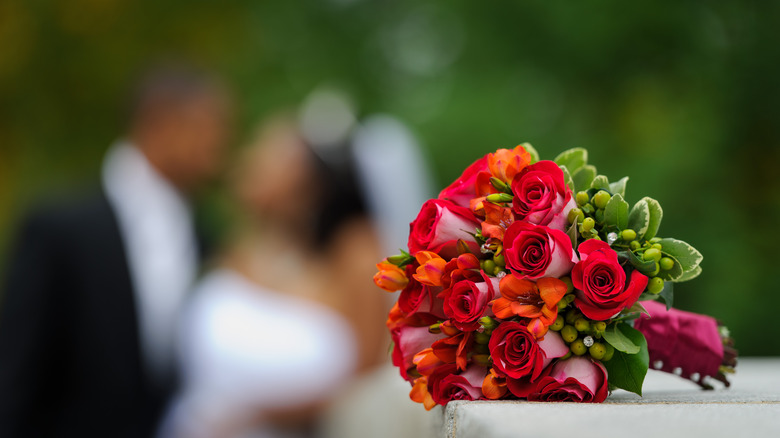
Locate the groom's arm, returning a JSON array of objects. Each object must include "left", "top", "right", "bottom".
[{"left": 0, "top": 207, "right": 62, "bottom": 436}]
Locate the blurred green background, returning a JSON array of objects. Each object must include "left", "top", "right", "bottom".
[{"left": 1, "top": 0, "right": 778, "bottom": 355}]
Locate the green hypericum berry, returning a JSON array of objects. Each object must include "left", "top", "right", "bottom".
[
  {"left": 560, "top": 351, "right": 572, "bottom": 360},
  {"left": 480, "top": 316, "right": 497, "bottom": 330},
  {"left": 494, "top": 254, "right": 506, "bottom": 267},
  {"left": 565, "top": 294, "right": 576, "bottom": 304},
  {"left": 651, "top": 243, "right": 663, "bottom": 251},
  {"left": 593, "top": 190, "right": 611, "bottom": 209},
  {"left": 482, "top": 259, "right": 497, "bottom": 274},
  {"left": 659, "top": 257, "right": 674, "bottom": 271},
  {"left": 567, "top": 208, "right": 584, "bottom": 224},
  {"left": 550, "top": 315, "right": 565, "bottom": 331},
  {"left": 474, "top": 331, "right": 490, "bottom": 345},
  {"left": 570, "top": 339, "right": 587, "bottom": 356},
  {"left": 582, "top": 217, "right": 596, "bottom": 232},
  {"left": 576, "top": 191, "right": 590, "bottom": 206},
  {"left": 582, "top": 203, "right": 595, "bottom": 215},
  {"left": 594, "top": 321, "right": 607, "bottom": 332},
  {"left": 560, "top": 276, "right": 574, "bottom": 294},
  {"left": 647, "top": 277, "right": 665, "bottom": 294},
  {"left": 561, "top": 325, "right": 578, "bottom": 343},
  {"left": 629, "top": 240, "right": 641, "bottom": 250},
  {"left": 643, "top": 248, "right": 662, "bottom": 262},
  {"left": 602, "top": 344, "right": 615, "bottom": 361},
  {"left": 557, "top": 299, "right": 568, "bottom": 311},
  {"left": 589, "top": 342, "right": 607, "bottom": 360},
  {"left": 621, "top": 229, "right": 637, "bottom": 241},
  {"left": 565, "top": 308, "right": 579, "bottom": 324},
  {"left": 574, "top": 318, "right": 590, "bottom": 332}
]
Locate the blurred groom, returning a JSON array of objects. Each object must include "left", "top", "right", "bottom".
[{"left": 0, "top": 64, "right": 232, "bottom": 437}]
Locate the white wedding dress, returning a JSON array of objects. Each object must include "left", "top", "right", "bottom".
[{"left": 161, "top": 268, "right": 357, "bottom": 438}]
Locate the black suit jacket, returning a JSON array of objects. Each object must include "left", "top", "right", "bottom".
[{"left": 0, "top": 191, "right": 187, "bottom": 437}]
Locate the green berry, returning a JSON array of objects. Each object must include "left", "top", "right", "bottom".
[
  {"left": 651, "top": 243, "right": 663, "bottom": 251},
  {"left": 560, "top": 277, "right": 574, "bottom": 294},
  {"left": 629, "top": 241, "right": 641, "bottom": 250},
  {"left": 570, "top": 339, "right": 587, "bottom": 356},
  {"left": 593, "top": 190, "right": 611, "bottom": 209},
  {"left": 602, "top": 344, "right": 615, "bottom": 361},
  {"left": 576, "top": 191, "right": 590, "bottom": 206},
  {"left": 557, "top": 299, "right": 568, "bottom": 310},
  {"left": 589, "top": 342, "right": 607, "bottom": 360},
  {"left": 494, "top": 254, "right": 505, "bottom": 267},
  {"left": 582, "top": 217, "right": 596, "bottom": 232},
  {"left": 482, "top": 259, "right": 497, "bottom": 274},
  {"left": 480, "top": 316, "right": 497, "bottom": 330},
  {"left": 567, "top": 208, "right": 584, "bottom": 224},
  {"left": 474, "top": 331, "right": 490, "bottom": 344},
  {"left": 647, "top": 277, "right": 665, "bottom": 294},
  {"left": 574, "top": 318, "right": 591, "bottom": 332},
  {"left": 565, "top": 308, "right": 579, "bottom": 324},
  {"left": 594, "top": 321, "right": 607, "bottom": 332},
  {"left": 560, "top": 351, "right": 572, "bottom": 360},
  {"left": 621, "top": 229, "right": 637, "bottom": 241},
  {"left": 550, "top": 315, "right": 565, "bottom": 331},
  {"left": 582, "top": 203, "right": 595, "bottom": 215},
  {"left": 561, "top": 325, "right": 578, "bottom": 343},
  {"left": 643, "top": 248, "right": 662, "bottom": 263},
  {"left": 659, "top": 257, "right": 674, "bottom": 271}
]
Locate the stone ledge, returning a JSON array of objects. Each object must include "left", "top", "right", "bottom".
[{"left": 443, "top": 357, "right": 780, "bottom": 438}]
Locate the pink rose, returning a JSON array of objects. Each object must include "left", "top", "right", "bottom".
[
  {"left": 408, "top": 199, "right": 481, "bottom": 258},
  {"left": 443, "top": 273, "right": 499, "bottom": 331},
  {"left": 489, "top": 322, "right": 569, "bottom": 397},
  {"left": 527, "top": 356, "right": 609, "bottom": 403},
  {"left": 510, "top": 160, "right": 576, "bottom": 232},
  {"left": 438, "top": 156, "right": 489, "bottom": 207},
  {"left": 503, "top": 221, "right": 577, "bottom": 279},
  {"left": 391, "top": 325, "right": 447, "bottom": 381},
  {"left": 572, "top": 239, "right": 649, "bottom": 320},
  {"left": 430, "top": 364, "right": 486, "bottom": 405}
]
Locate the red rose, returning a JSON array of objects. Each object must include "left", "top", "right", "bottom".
[
  {"left": 391, "top": 325, "right": 447, "bottom": 381},
  {"left": 510, "top": 160, "right": 576, "bottom": 232},
  {"left": 398, "top": 278, "right": 446, "bottom": 320},
  {"left": 408, "top": 199, "right": 480, "bottom": 258},
  {"left": 572, "top": 239, "right": 649, "bottom": 320},
  {"left": 438, "top": 156, "right": 489, "bottom": 207},
  {"left": 527, "top": 356, "right": 608, "bottom": 403},
  {"left": 489, "top": 322, "right": 569, "bottom": 386},
  {"left": 503, "top": 222, "right": 577, "bottom": 279},
  {"left": 443, "top": 273, "right": 499, "bottom": 331},
  {"left": 430, "top": 364, "right": 486, "bottom": 405}
]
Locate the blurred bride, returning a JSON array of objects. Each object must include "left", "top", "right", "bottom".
[{"left": 162, "top": 114, "right": 388, "bottom": 438}]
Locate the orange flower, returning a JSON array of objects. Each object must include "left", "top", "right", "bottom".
[
  {"left": 410, "top": 377, "right": 437, "bottom": 410},
  {"left": 492, "top": 275, "right": 567, "bottom": 338},
  {"left": 487, "top": 145, "right": 532, "bottom": 183},
  {"left": 374, "top": 261, "right": 409, "bottom": 292},
  {"left": 432, "top": 330, "right": 473, "bottom": 371},
  {"left": 481, "top": 202, "right": 514, "bottom": 240},
  {"left": 482, "top": 368, "right": 508, "bottom": 400},
  {"left": 413, "top": 348, "right": 444, "bottom": 377},
  {"left": 413, "top": 251, "right": 447, "bottom": 287}
]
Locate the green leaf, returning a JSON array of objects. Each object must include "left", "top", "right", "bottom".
[
  {"left": 643, "top": 197, "right": 663, "bottom": 240},
  {"left": 590, "top": 175, "right": 610, "bottom": 191},
  {"left": 609, "top": 176, "right": 629, "bottom": 198},
  {"left": 676, "top": 265, "right": 702, "bottom": 282},
  {"left": 572, "top": 165, "right": 596, "bottom": 193},
  {"left": 558, "top": 164, "right": 575, "bottom": 194},
  {"left": 628, "top": 199, "right": 650, "bottom": 239},
  {"left": 520, "top": 142, "right": 540, "bottom": 164},
  {"left": 554, "top": 147, "right": 587, "bottom": 174},
  {"left": 602, "top": 322, "right": 641, "bottom": 354},
  {"left": 603, "top": 328, "right": 649, "bottom": 396},
  {"left": 656, "top": 281, "right": 674, "bottom": 309},
  {"left": 657, "top": 238, "right": 703, "bottom": 272},
  {"left": 656, "top": 253, "right": 683, "bottom": 282},
  {"left": 619, "top": 250, "right": 657, "bottom": 274},
  {"left": 566, "top": 219, "right": 578, "bottom": 249},
  {"left": 604, "top": 193, "right": 629, "bottom": 229}
]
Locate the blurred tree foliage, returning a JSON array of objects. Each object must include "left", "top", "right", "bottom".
[{"left": 0, "top": 0, "right": 778, "bottom": 355}]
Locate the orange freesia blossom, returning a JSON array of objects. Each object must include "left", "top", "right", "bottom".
[
  {"left": 373, "top": 261, "right": 409, "bottom": 292},
  {"left": 482, "top": 368, "right": 508, "bottom": 400},
  {"left": 481, "top": 202, "right": 514, "bottom": 240},
  {"left": 410, "top": 377, "right": 437, "bottom": 410},
  {"left": 492, "top": 275, "right": 567, "bottom": 339},
  {"left": 413, "top": 251, "right": 447, "bottom": 286},
  {"left": 487, "top": 145, "right": 532, "bottom": 183}
]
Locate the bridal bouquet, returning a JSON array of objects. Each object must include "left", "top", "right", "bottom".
[{"left": 374, "top": 144, "right": 737, "bottom": 408}]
